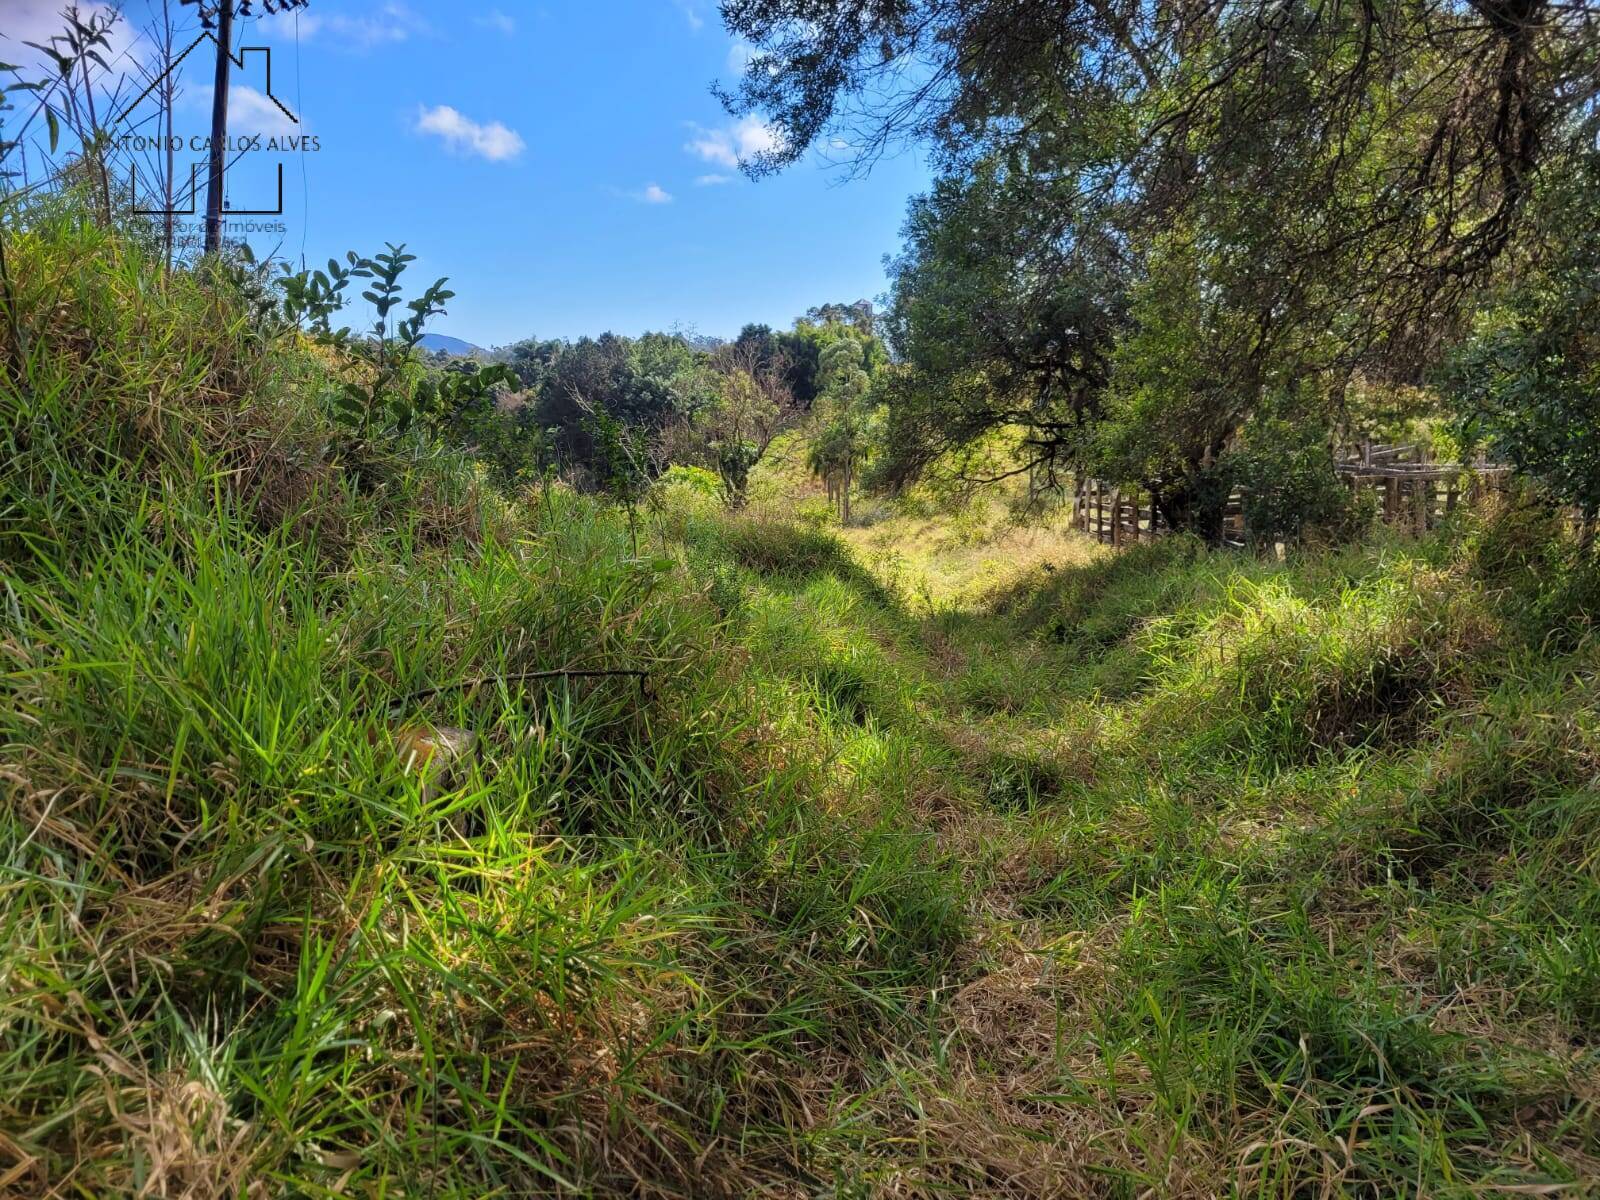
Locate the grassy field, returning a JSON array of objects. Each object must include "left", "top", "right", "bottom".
[
  {"left": 2, "top": 213, "right": 1598, "bottom": 1196},
  {"left": 746, "top": 430, "right": 1099, "bottom": 612}
]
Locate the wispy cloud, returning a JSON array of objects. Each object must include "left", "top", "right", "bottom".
[
  {"left": 694, "top": 173, "right": 733, "bottom": 186},
  {"left": 673, "top": 1, "right": 705, "bottom": 31},
  {"left": 265, "top": 2, "right": 430, "bottom": 48},
  {"left": 727, "top": 38, "right": 756, "bottom": 74},
  {"left": 684, "top": 116, "right": 781, "bottom": 169},
  {"left": 475, "top": 9, "right": 516, "bottom": 35},
  {"left": 415, "top": 105, "right": 525, "bottom": 162},
  {"left": 609, "top": 182, "right": 674, "bottom": 204}
]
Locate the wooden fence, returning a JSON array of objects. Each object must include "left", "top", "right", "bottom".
[
  {"left": 1073, "top": 444, "right": 1513, "bottom": 547},
  {"left": 1072, "top": 477, "right": 1173, "bottom": 547},
  {"left": 1335, "top": 444, "right": 1512, "bottom": 536}
]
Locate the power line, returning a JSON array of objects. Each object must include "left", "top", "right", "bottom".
[{"left": 295, "top": 6, "right": 307, "bottom": 267}]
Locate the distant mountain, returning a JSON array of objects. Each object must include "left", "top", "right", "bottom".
[{"left": 418, "top": 333, "right": 485, "bottom": 357}]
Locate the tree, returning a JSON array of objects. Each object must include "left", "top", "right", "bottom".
[
  {"left": 732, "top": 323, "right": 780, "bottom": 371},
  {"left": 781, "top": 306, "right": 887, "bottom": 409},
  {"left": 497, "top": 336, "right": 564, "bottom": 392},
  {"left": 803, "top": 300, "right": 875, "bottom": 337},
  {"left": 525, "top": 331, "right": 715, "bottom": 487},
  {"left": 658, "top": 340, "right": 797, "bottom": 505},
  {"left": 876, "top": 161, "right": 1127, "bottom": 492},
  {"left": 1087, "top": 227, "right": 1267, "bottom": 537},
  {"left": 717, "top": 0, "right": 1600, "bottom": 539},
  {"left": 806, "top": 338, "right": 875, "bottom": 522},
  {"left": 720, "top": 0, "right": 1591, "bottom": 313},
  {"left": 1448, "top": 152, "right": 1600, "bottom": 532}
]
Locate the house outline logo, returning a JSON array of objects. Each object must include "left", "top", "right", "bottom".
[{"left": 115, "top": 33, "right": 301, "bottom": 217}]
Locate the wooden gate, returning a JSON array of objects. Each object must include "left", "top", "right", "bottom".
[{"left": 1073, "top": 445, "right": 1513, "bottom": 547}]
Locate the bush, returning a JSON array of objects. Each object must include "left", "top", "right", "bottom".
[
  {"left": 1225, "top": 388, "right": 1372, "bottom": 546},
  {"left": 1446, "top": 153, "right": 1600, "bottom": 520},
  {"left": 1467, "top": 501, "right": 1600, "bottom": 648},
  {"left": 1142, "top": 567, "right": 1496, "bottom": 762}
]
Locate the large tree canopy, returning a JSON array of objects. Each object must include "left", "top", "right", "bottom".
[
  {"left": 876, "top": 160, "right": 1128, "bottom": 489},
  {"left": 722, "top": 0, "right": 1598, "bottom": 301},
  {"left": 721, "top": 0, "right": 1600, "bottom": 533}
]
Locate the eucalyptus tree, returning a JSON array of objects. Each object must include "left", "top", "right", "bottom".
[{"left": 807, "top": 338, "right": 877, "bottom": 521}]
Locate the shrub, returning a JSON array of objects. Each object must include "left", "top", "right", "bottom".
[
  {"left": 1139, "top": 565, "right": 1498, "bottom": 762},
  {"left": 1225, "top": 387, "right": 1372, "bottom": 546},
  {"left": 1446, "top": 154, "right": 1600, "bottom": 521}
]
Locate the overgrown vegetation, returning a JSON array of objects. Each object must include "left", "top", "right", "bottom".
[
  {"left": 482, "top": 304, "right": 881, "bottom": 504},
  {"left": 3, "top": 4, "right": 1599, "bottom": 1193},
  {"left": 3, "top": 206, "right": 1598, "bottom": 1196}
]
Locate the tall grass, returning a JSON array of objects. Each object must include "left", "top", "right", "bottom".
[{"left": 2, "top": 209, "right": 1597, "bottom": 1195}]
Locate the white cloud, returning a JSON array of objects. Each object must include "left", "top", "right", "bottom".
[
  {"left": 475, "top": 9, "right": 516, "bottom": 35},
  {"left": 184, "top": 85, "right": 300, "bottom": 138},
  {"left": 261, "top": 3, "right": 429, "bottom": 49},
  {"left": 684, "top": 115, "right": 782, "bottom": 169},
  {"left": 2, "top": 1, "right": 146, "bottom": 79},
  {"left": 694, "top": 173, "right": 732, "bottom": 186},
  {"left": 608, "top": 182, "right": 674, "bottom": 204},
  {"left": 727, "top": 38, "right": 756, "bottom": 74},
  {"left": 415, "top": 105, "right": 525, "bottom": 162}
]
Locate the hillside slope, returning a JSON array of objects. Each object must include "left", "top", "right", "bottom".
[
  {"left": 2, "top": 216, "right": 1598, "bottom": 1196},
  {"left": 417, "top": 332, "right": 487, "bottom": 357}
]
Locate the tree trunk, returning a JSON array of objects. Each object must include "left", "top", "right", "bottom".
[{"left": 1156, "top": 476, "right": 1228, "bottom": 545}]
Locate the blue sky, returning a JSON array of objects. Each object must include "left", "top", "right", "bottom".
[{"left": 6, "top": 0, "right": 930, "bottom": 348}]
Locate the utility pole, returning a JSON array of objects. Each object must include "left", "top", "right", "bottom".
[
  {"left": 158, "top": 0, "right": 177, "bottom": 266},
  {"left": 203, "top": 0, "right": 233, "bottom": 254}
]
